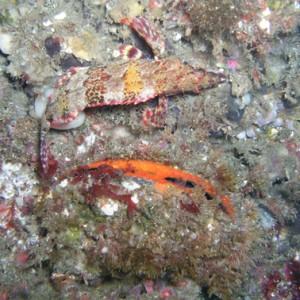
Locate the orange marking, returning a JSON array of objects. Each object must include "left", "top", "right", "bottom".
[{"left": 123, "top": 61, "right": 144, "bottom": 100}]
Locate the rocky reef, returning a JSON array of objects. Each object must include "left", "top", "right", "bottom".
[{"left": 0, "top": 0, "right": 300, "bottom": 299}]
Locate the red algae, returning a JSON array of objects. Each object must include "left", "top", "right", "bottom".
[
  {"left": 262, "top": 260, "right": 300, "bottom": 300},
  {"left": 179, "top": 200, "right": 200, "bottom": 215},
  {"left": 68, "top": 164, "right": 137, "bottom": 215}
]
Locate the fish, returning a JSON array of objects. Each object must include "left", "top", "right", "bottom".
[{"left": 60, "top": 159, "right": 235, "bottom": 220}]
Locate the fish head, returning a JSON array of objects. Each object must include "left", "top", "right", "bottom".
[{"left": 192, "top": 68, "right": 226, "bottom": 93}]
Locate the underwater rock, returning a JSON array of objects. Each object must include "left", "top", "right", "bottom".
[{"left": 34, "top": 159, "right": 263, "bottom": 300}]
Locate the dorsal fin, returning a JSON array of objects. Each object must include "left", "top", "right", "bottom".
[{"left": 121, "top": 17, "right": 165, "bottom": 59}]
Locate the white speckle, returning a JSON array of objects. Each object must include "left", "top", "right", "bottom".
[
  {"left": 199, "top": 154, "right": 208, "bottom": 161},
  {"left": 122, "top": 180, "right": 141, "bottom": 191},
  {"left": 106, "top": 2, "right": 113, "bottom": 10},
  {"left": 63, "top": 208, "right": 70, "bottom": 217},
  {"left": 59, "top": 179, "right": 69, "bottom": 188},
  {"left": 101, "top": 201, "right": 119, "bottom": 216},
  {"left": 112, "top": 126, "right": 132, "bottom": 139},
  {"left": 236, "top": 130, "right": 246, "bottom": 140},
  {"left": 77, "top": 144, "right": 87, "bottom": 154},
  {"left": 76, "top": 130, "right": 96, "bottom": 154},
  {"left": 112, "top": 49, "right": 120, "bottom": 58},
  {"left": 131, "top": 193, "right": 139, "bottom": 204},
  {"left": 85, "top": 132, "right": 96, "bottom": 147},
  {"left": 259, "top": 18, "right": 270, "bottom": 34},
  {"left": 207, "top": 223, "right": 214, "bottom": 231},
  {"left": 262, "top": 7, "right": 271, "bottom": 16},
  {"left": 141, "top": 139, "right": 149, "bottom": 145},
  {"left": 65, "top": 157, "right": 71, "bottom": 162},
  {"left": 53, "top": 12, "right": 66, "bottom": 20},
  {"left": 0, "top": 33, "right": 13, "bottom": 54},
  {"left": 214, "top": 239, "right": 220, "bottom": 245},
  {"left": 173, "top": 32, "right": 182, "bottom": 42},
  {"left": 43, "top": 19, "right": 52, "bottom": 27},
  {"left": 242, "top": 180, "right": 248, "bottom": 187},
  {"left": 164, "top": 212, "right": 170, "bottom": 218},
  {"left": 101, "top": 246, "right": 109, "bottom": 254}
]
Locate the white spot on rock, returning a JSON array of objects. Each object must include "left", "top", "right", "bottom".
[
  {"left": 0, "top": 33, "right": 13, "bottom": 54},
  {"left": 59, "top": 179, "right": 69, "bottom": 188},
  {"left": 101, "top": 246, "right": 109, "bottom": 254},
  {"left": 43, "top": 19, "right": 52, "bottom": 27},
  {"left": 53, "top": 12, "right": 66, "bottom": 20},
  {"left": 131, "top": 193, "right": 139, "bottom": 204},
  {"left": 100, "top": 200, "right": 119, "bottom": 216},
  {"left": 122, "top": 180, "right": 141, "bottom": 191}
]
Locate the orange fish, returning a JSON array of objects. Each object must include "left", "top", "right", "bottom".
[{"left": 62, "top": 159, "right": 235, "bottom": 220}]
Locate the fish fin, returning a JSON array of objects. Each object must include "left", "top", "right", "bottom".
[
  {"left": 120, "top": 17, "right": 165, "bottom": 58},
  {"left": 142, "top": 96, "right": 168, "bottom": 127},
  {"left": 119, "top": 45, "right": 146, "bottom": 60}
]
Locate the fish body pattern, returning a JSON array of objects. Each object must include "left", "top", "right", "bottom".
[{"left": 46, "top": 57, "right": 225, "bottom": 129}]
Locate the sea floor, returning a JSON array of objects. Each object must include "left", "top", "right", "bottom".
[{"left": 0, "top": 1, "right": 300, "bottom": 299}]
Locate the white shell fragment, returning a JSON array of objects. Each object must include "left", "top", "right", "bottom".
[{"left": 0, "top": 33, "right": 13, "bottom": 54}]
